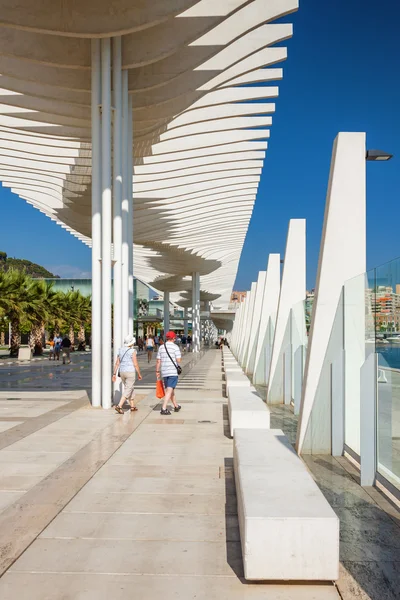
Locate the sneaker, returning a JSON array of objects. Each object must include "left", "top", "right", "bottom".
[
  {"left": 160, "top": 408, "right": 171, "bottom": 415},
  {"left": 174, "top": 405, "right": 182, "bottom": 412}
]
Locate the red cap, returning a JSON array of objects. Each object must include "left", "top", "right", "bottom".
[{"left": 166, "top": 331, "right": 176, "bottom": 339}]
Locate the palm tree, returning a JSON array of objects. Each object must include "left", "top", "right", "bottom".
[
  {"left": 0, "top": 269, "right": 29, "bottom": 356},
  {"left": 29, "top": 280, "right": 60, "bottom": 355},
  {"left": 77, "top": 294, "right": 91, "bottom": 346}
]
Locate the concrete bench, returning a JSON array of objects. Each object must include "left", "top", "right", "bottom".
[
  {"left": 234, "top": 429, "right": 339, "bottom": 581},
  {"left": 225, "top": 371, "right": 252, "bottom": 392},
  {"left": 228, "top": 387, "right": 270, "bottom": 437}
]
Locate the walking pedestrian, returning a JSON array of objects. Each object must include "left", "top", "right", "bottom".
[
  {"left": 181, "top": 334, "right": 187, "bottom": 352},
  {"left": 61, "top": 334, "right": 72, "bottom": 364},
  {"left": 156, "top": 331, "right": 182, "bottom": 415},
  {"left": 154, "top": 334, "right": 160, "bottom": 351},
  {"left": 54, "top": 334, "right": 62, "bottom": 361},
  {"left": 47, "top": 337, "right": 55, "bottom": 360},
  {"left": 112, "top": 335, "right": 142, "bottom": 414},
  {"left": 146, "top": 335, "right": 155, "bottom": 363},
  {"left": 186, "top": 334, "right": 192, "bottom": 352}
]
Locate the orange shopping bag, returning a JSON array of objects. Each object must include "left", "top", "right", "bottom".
[{"left": 156, "top": 379, "right": 165, "bottom": 399}]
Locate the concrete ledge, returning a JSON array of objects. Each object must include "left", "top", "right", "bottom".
[
  {"left": 228, "top": 388, "right": 270, "bottom": 437},
  {"left": 234, "top": 429, "right": 339, "bottom": 581},
  {"left": 225, "top": 371, "right": 252, "bottom": 391}
]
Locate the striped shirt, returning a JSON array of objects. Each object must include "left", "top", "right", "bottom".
[{"left": 157, "top": 342, "right": 181, "bottom": 377}]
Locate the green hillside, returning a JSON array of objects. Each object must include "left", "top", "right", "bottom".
[{"left": 0, "top": 251, "right": 59, "bottom": 278}]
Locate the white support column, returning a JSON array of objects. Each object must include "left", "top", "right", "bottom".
[
  {"left": 268, "top": 219, "right": 306, "bottom": 404},
  {"left": 331, "top": 349, "right": 345, "bottom": 456},
  {"left": 184, "top": 308, "right": 189, "bottom": 336},
  {"left": 253, "top": 254, "right": 281, "bottom": 386},
  {"left": 246, "top": 271, "right": 266, "bottom": 375},
  {"left": 101, "top": 38, "right": 112, "bottom": 409},
  {"left": 164, "top": 291, "right": 170, "bottom": 333},
  {"left": 297, "top": 133, "right": 366, "bottom": 454},
  {"left": 91, "top": 39, "right": 102, "bottom": 408},
  {"left": 192, "top": 272, "right": 200, "bottom": 352},
  {"left": 234, "top": 302, "right": 244, "bottom": 356},
  {"left": 241, "top": 281, "right": 257, "bottom": 367},
  {"left": 127, "top": 94, "right": 134, "bottom": 336},
  {"left": 360, "top": 353, "right": 377, "bottom": 486},
  {"left": 112, "top": 36, "right": 123, "bottom": 402},
  {"left": 121, "top": 70, "right": 129, "bottom": 337},
  {"left": 237, "top": 294, "right": 250, "bottom": 364}
]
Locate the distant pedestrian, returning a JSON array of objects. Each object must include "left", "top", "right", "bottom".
[
  {"left": 61, "top": 335, "right": 72, "bottom": 364},
  {"left": 186, "top": 334, "right": 192, "bottom": 352},
  {"left": 181, "top": 334, "right": 187, "bottom": 352},
  {"left": 112, "top": 335, "right": 142, "bottom": 414},
  {"left": 47, "top": 337, "right": 55, "bottom": 360},
  {"left": 54, "top": 334, "right": 62, "bottom": 361},
  {"left": 156, "top": 331, "right": 182, "bottom": 415},
  {"left": 137, "top": 337, "right": 144, "bottom": 353},
  {"left": 146, "top": 335, "right": 155, "bottom": 363}
]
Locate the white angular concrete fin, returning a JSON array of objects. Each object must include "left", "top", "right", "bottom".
[
  {"left": 267, "top": 219, "right": 306, "bottom": 404},
  {"left": 240, "top": 282, "right": 257, "bottom": 367},
  {"left": 297, "top": 132, "right": 366, "bottom": 454},
  {"left": 253, "top": 254, "right": 281, "bottom": 386},
  {"left": 245, "top": 270, "right": 267, "bottom": 375}
]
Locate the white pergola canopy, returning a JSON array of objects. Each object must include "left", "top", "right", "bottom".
[{"left": 0, "top": 0, "right": 298, "bottom": 305}]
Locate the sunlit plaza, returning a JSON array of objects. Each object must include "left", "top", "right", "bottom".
[{"left": 0, "top": 1, "right": 399, "bottom": 599}]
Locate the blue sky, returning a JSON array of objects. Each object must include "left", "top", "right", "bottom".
[{"left": 0, "top": 0, "right": 399, "bottom": 287}]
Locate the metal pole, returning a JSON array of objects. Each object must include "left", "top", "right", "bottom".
[
  {"left": 112, "top": 36, "right": 123, "bottom": 402},
  {"left": 164, "top": 291, "right": 170, "bottom": 334},
  {"left": 184, "top": 308, "right": 189, "bottom": 336},
  {"left": 128, "top": 94, "right": 134, "bottom": 336},
  {"left": 101, "top": 38, "right": 112, "bottom": 409},
  {"left": 121, "top": 70, "right": 129, "bottom": 336},
  {"left": 91, "top": 39, "right": 102, "bottom": 408}
]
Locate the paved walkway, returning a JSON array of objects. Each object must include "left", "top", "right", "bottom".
[{"left": 0, "top": 350, "right": 398, "bottom": 599}]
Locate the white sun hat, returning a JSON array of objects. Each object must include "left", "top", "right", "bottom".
[{"left": 124, "top": 334, "right": 136, "bottom": 347}]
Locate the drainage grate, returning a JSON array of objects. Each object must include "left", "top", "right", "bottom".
[{"left": 197, "top": 420, "right": 217, "bottom": 424}]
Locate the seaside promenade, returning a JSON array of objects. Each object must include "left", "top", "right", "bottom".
[{"left": 0, "top": 350, "right": 398, "bottom": 599}]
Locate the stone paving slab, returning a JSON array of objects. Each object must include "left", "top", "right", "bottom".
[
  {"left": 0, "top": 573, "right": 341, "bottom": 600},
  {"left": 40, "top": 512, "right": 240, "bottom": 542}
]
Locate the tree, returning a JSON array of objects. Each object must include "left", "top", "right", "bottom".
[
  {"left": 28, "top": 280, "right": 60, "bottom": 355},
  {"left": 0, "top": 269, "right": 30, "bottom": 356}
]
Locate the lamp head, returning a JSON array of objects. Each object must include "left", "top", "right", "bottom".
[{"left": 366, "top": 149, "right": 393, "bottom": 162}]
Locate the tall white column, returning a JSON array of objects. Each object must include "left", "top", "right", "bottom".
[
  {"left": 253, "top": 254, "right": 281, "bottom": 386},
  {"left": 184, "top": 308, "right": 189, "bottom": 336},
  {"left": 268, "top": 219, "right": 306, "bottom": 405},
  {"left": 121, "top": 70, "right": 129, "bottom": 336},
  {"left": 101, "top": 38, "right": 112, "bottom": 409},
  {"left": 127, "top": 94, "right": 134, "bottom": 336},
  {"left": 164, "top": 291, "right": 170, "bottom": 333},
  {"left": 297, "top": 133, "right": 366, "bottom": 454},
  {"left": 91, "top": 39, "right": 102, "bottom": 408},
  {"left": 112, "top": 37, "right": 123, "bottom": 400},
  {"left": 192, "top": 272, "right": 200, "bottom": 352}
]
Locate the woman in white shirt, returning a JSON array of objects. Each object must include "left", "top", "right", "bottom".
[
  {"left": 146, "top": 335, "right": 155, "bottom": 363},
  {"left": 112, "top": 335, "right": 142, "bottom": 413}
]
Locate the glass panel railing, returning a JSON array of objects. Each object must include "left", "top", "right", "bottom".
[
  {"left": 375, "top": 258, "right": 400, "bottom": 489},
  {"left": 303, "top": 289, "right": 344, "bottom": 454}
]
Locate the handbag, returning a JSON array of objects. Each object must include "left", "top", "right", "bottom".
[
  {"left": 156, "top": 379, "right": 165, "bottom": 399},
  {"left": 164, "top": 342, "right": 182, "bottom": 375},
  {"left": 117, "top": 348, "right": 130, "bottom": 377}
]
